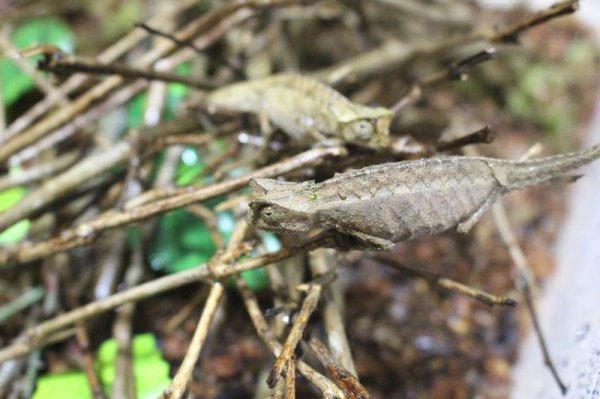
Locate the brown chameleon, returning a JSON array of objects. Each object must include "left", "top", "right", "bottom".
[
  {"left": 247, "top": 142, "right": 600, "bottom": 249},
  {"left": 205, "top": 74, "right": 392, "bottom": 147}
]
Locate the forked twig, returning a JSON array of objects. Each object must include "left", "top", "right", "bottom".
[
  {"left": 391, "top": 48, "right": 496, "bottom": 113},
  {"left": 234, "top": 275, "right": 344, "bottom": 398}
]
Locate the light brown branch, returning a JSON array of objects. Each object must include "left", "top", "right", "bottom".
[
  {"left": 0, "top": 146, "right": 346, "bottom": 266},
  {"left": 1, "top": 0, "right": 198, "bottom": 143},
  {"left": 234, "top": 275, "right": 344, "bottom": 398},
  {"left": 390, "top": 48, "right": 496, "bottom": 113},
  {"left": 376, "top": 254, "right": 517, "bottom": 307},
  {"left": 0, "top": 116, "right": 203, "bottom": 232},
  {"left": 267, "top": 283, "right": 322, "bottom": 388},
  {"left": 435, "top": 125, "right": 496, "bottom": 153},
  {"left": 0, "top": 151, "right": 80, "bottom": 192},
  {"left": 491, "top": 203, "right": 566, "bottom": 394},
  {"left": 111, "top": 247, "right": 145, "bottom": 399},
  {"left": 307, "top": 336, "right": 370, "bottom": 399},
  {"left": 285, "top": 356, "right": 296, "bottom": 399},
  {"left": 0, "top": 0, "right": 309, "bottom": 165},
  {"left": 0, "top": 232, "right": 332, "bottom": 363},
  {"left": 309, "top": 249, "right": 357, "bottom": 376},
  {"left": 74, "top": 325, "right": 105, "bottom": 399},
  {"left": 312, "top": 1, "right": 578, "bottom": 86},
  {"left": 162, "top": 283, "right": 225, "bottom": 399}
]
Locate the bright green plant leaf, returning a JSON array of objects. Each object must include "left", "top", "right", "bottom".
[
  {"left": 172, "top": 252, "right": 210, "bottom": 273},
  {"left": 97, "top": 333, "right": 171, "bottom": 399},
  {"left": 164, "top": 63, "right": 191, "bottom": 120},
  {"left": 126, "top": 93, "right": 147, "bottom": 129},
  {"left": 0, "top": 187, "right": 30, "bottom": 244},
  {"left": 240, "top": 268, "right": 270, "bottom": 291},
  {"left": 33, "top": 372, "right": 91, "bottom": 399},
  {"left": 149, "top": 209, "right": 216, "bottom": 273},
  {"left": 33, "top": 334, "right": 170, "bottom": 399},
  {"left": 1, "top": 17, "right": 73, "bottom": 106},
  {"left": 175, "top": 147, "right": 206, "bottom": 186}
]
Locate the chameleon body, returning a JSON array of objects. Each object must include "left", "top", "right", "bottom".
[
  {"left": 247, "top": 143, "right": 600, "bottom": 249},
  {"left": 205, "top": 74, "right": 392, "bottom": 147}
]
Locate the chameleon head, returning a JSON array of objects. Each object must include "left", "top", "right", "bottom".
[
  {"left": 339, "top": 108, "right": 391, "bottom": 147},
  {"left": 246, "top": 178, "right": 316, "bottom": 233},
  {"left": 247, "top": 202, "right": 314, "bottom": 232}
]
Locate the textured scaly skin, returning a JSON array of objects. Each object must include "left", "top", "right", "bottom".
[
  {"left": 205, "top": 74, "right": 391, "bottom": 146},
  {"left": 315, "top": 157, "right": 498, "bottom": 242},
  {"left": 248, "top": 142, "right": 600, "bottom": 249}
]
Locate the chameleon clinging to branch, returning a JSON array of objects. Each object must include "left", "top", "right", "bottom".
[
  {"left": 247, "top": 142, "right": 600, "bottom": 249},
  {"left": 204, "top": 74, "right": 392, "bottom": 147}
]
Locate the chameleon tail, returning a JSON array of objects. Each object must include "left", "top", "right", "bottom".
[{"left": 507, "top": 141, "right": 600, "bottom": 188}]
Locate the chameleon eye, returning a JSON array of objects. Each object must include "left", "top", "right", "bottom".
[
  {"left": 355, "top": 120, "right": 373, "bottom": 139},
  {"left": 259, "top": 205, "right": 278, "bottom": 222}
]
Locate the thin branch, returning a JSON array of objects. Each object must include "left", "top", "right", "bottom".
[
  {"left": 111, "top": 246, "right": 145, "bottom": 399},
  {"left": 313, "top": 1, "right": 577, "bottom": 85},
  {"left": 136, "top": 22, "right": 245, "bottom": 77},
  {"left": 162, "top": 283, "right": 225, "bottom": 399},
  {"left": 234, "top": 275, "right": 344, "bottom": 398},
  {"left": 390, "top": 48, "right": 496, "bottom": 113},
  {"left": 0, "top": 287, "right": 44, "bottom": 324},
  {"left": 0, "top": 232, "right": 332, "bottom": 363},
  {"left": 0, "top": 31, "right": 70, "bottom": 106},
  {"left": 492, "top": 203, "right": 566, "bottom": 394},
  {"left": 0, "top": 146, "right": 346, "bottom": 266},
  {"left": 436, "top": 125, "right": 496, "bottom": 152},
  {"left": 491, "top": 0, "right": 579, "bottom": 43},
  {"left": 187, "top": 205, "right": 225, "bottom": 249},
  {"left": 309, "top": 249, "right": 357, "bottom": 376},
  {"left": 284, "top": 356, "right": 296, "bottom": 399},
  {"left": 163, "top": 289, "right": 209, "bottom": 334},
  {"left": 267, "top": 283, "right": 322, "bottom": 388},
  {"left": 307, "top": 336, "right": 370, "bottom": 399},
  {"left": 74, "top": 325, "right": 106, "bottom": 399},
  {"left": 1, "top": 0, "right": 198, "bottom": 143},
  {"left": 34, "top": 46, "right": 217, "bottom": 90},
  {"left": 0, "top": 151, "right": 80, "bottom": 192},
  {"left": 0, "top": 116, "right": 203, "bottom": 232},
  {"left": 376, "top": 254, "right": 517, "bottom": 307}
]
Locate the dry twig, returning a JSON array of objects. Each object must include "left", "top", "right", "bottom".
[
  {"left": 0, "top": 146, "right": 346, "bottom": 266},
  {"left": 307, "top": 336, "right": 370, "bottom": 399},
  {"left": 376, "top": 254, "right": 517, "bottom": 307},
  {"left": 492, "top": 204, "right": 567, "bottom": 394},
  {"left": 267, "top": 283, "right": 322, "bottom": 388}
]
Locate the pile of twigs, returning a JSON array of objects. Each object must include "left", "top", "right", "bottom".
[{"left": 0, "top": 0, "right": 594, "bottom": 397}]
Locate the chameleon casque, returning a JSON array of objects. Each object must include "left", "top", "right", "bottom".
[
  {"left": 205, "top": 74, "right": 392, "bottom": 147},
  {"left": 247, "top": 142, "right": 600, "bottom": 249}
]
